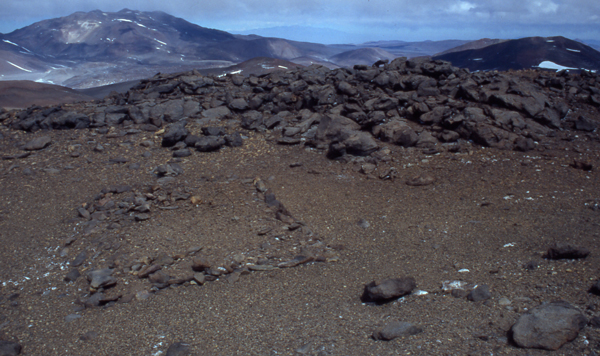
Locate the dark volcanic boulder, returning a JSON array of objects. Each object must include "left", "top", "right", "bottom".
[
  {"left": 545, "top": 243, "right": 590, "bottom": 260},
  {"left": 362, "top": 277, "right": 416, "bottom": 303},
  {"left": 195, "top": 136, "right": 225, "bottom": 152},
  {"left": 372, "top": 121, "right": 418, "bottom": 147},
  {"left": 511, "top": 301, "right": 587, "bottom": 350},
  {"left": 161, "top": 122, "right": 188, "bottom": 147}
]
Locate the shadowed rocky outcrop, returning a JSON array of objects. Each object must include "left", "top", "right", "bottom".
[{"left": 3, "top": 56, "right": 600, "bottom": 158}]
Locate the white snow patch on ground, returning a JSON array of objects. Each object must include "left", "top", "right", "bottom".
[
  {"left": 536, "top": 61, "right": 578, "bottom": 71},
  {"left": 229, "top": 70, "right": 242, "bottom": 75},
  {"left": 136, "top": 22, "right": 146, "bottom": 28},
  {"left": 154, "top": 38, "right": 167, "bottom": 46},
  {"left": 472, "top": 58, "right": 483, "bottom": 61},
  {"left": 2, "top": 39, "right": 19, "bottom": 47},
  {"left": 278, "top": 65, "right": 288, "bottom": 69},
  {"left": 115, "top": 18, "right": 133, "bottom": 23},
  {"left": 6, "top": 61, "right": 32, "bottom": 72},
  {"left": 566, "top": 48, "right": 581, "bottom": 52},
  {"left": 547, "top": 40, "right": 554, "bottom": 42}
]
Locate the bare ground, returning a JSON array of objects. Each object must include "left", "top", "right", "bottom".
[{"left": 0, "top": 122, "right": 599, "bottom": 355}]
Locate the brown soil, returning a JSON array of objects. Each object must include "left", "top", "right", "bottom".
[{"left": 0, "top": 116, "right": 599, "bottom": 355}]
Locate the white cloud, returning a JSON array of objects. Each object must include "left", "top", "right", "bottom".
[{"left": 448, "top": 1, "right": 475, "bottom": 14}]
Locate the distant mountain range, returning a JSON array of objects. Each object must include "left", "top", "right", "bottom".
[
  {"left": 1, "top": 9, "right": 599, "bottom": 90},
  {"left": 433, "top": 36, "right": 600, "bottom": 72}
]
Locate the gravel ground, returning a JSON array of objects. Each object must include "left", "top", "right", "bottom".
[{"left": 0, "top": 123, "right": 599, "bottom": 356}]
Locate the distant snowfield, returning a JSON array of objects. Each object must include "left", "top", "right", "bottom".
[
  {"left": 536, "top": 61, "right": 578, "bottom": 71},
  {"left": 6, "top": 61, "right": 32, "bottom": 72},
  {"left": 566, "top": 48, "right": 581, "bottom": 52}
]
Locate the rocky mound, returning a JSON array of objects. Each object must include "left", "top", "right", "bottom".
[{"left": 5, "top": 57, "right": 599, "bottom": 155}]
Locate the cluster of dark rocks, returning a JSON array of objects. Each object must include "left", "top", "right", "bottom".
[
  {"left": 3, "top": 57, "right": 599, "bottom": 162},
  {"left": 61, "top": 177, "right": 337, "bottom": 310}
]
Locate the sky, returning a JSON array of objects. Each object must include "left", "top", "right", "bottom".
[{"left": 1, "top": 0, "right": 599, "bottom": 44}]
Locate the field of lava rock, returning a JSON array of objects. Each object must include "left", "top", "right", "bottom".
[{"left": 0, "top": 57, "right": 600, "bottom": 355}]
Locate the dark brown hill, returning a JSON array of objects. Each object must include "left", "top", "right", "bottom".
[
  {"left": 433, "top": 36, "right": 600, "bottom": 72},
  {"left": 329, "top": 47, "right": 396, "bottom": 68},
  {"left": 0, "top": 80, "right": 95, "bottom": 109},
  {"left": 434, "top": 38, "right": 507, "bottom": 56}
]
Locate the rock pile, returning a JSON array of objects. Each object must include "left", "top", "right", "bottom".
[{"left": 4, "top": 57, "right": 600, "bottom": 161}]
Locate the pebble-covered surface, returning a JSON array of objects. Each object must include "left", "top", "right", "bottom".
[{"left": 0, "top": 59, "right": 599, "bottom": 355}]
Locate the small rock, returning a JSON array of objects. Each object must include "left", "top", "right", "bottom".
[
  {"left": 64, "top": 269, "right": 81, "bottom": 283},
  {"left": 498, "top": 297, "right": 512, "bottom": 306},
  {"left": 362, "top": 277, "right": 416, "bottom": 303},
  {"left": 545, "top": 243, "right": 590, "bottom": 260},
  {"left": 80, "top": 331, "right": 99, "bottom": 341},
  {"left": 575, "top": 115, "right": 596, "bottom": 131},
  {"left": 173, "top": 148, "right": 192, "bottom": 158},
  {"left": 135, "top": 290, "right": 151, "bottom": 300},
  {"left": 193, "top": 273, "right": 205, "bottom": 285},
  {"left": 191, "top": 257, "right": 211, "bottom": 272},
  {"left": 373, "top": 321, "right": 423, "bottom": 340},
  {"left": 135, "top": 214, "right": 150, "bottom": 221},
  {"left": 0, "top": 340, "right": 22, "bottom": 356},
  {"left": 87, "top": 268, "right": 116, "bottom": 289},
  {"left": 166, "top": 342, "right": 190, "bottom": 356},
  {"left": 357, "top": 219, "right": 370, "bottom": 229},
  {"left": 23, "top": 136, "right": 51, "bottom": 151},
  {"left": 149, "top": 270, "right": 170, "bottom": 284},
  {"left": 71, "top": 251, "right": 87, "bottom": 267},
  {"left": 523, "top": 260, "right": 538, "bottom": 270},
  {"left": 570, "top": 159, "right": 593, "bottom": 171},
  {"left": 511, "top": 301, "right": 587, "bottom": 350},
  {"left": 467, "top": 284, "right": 491, "bottom": 302},
  {"left": 65, "top": 314, "right": 82, "bottom": 322},
  {"left": 138, "top": 264, "right": 161, "bottom": 279},
  {"left": 406, "top": 174, "right": 435, "bottom": 186},
  {"left": 590, "top": 316, "right": 600, "bottom": 328},
  {"left": 84, "top": 293, "right": 105, "bottom": 308},
  {"left": 589, "top": 280, "right": 600, "bottom": 296},
  {"left": 277, "top": 255, "right": 314, "bottom": 268}
]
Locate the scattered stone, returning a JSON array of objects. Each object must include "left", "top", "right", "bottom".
[
  {"left": 406, "top": 174, "right": 436, "bottom": 186},
  {"left": 134, "top": 214, "right": 150, "bottom": 221},
  {"left": 87, "top": 268, "right": 117, "bottom": 289},
  {"left": 545, "top": 243, "right": 590, "bottom": 260},
  {"left": 191, "top": 257, "right": 210, "bottom": 272},
  {"left": 65, "top": 314, "right": 82, "bottom": 322},
  {"left": 523, "top": 260, "right": 538, "bottom": 270},
  {"left": 373, "top": 321, "right": 423, "bottom": 340},
  {"left": 589, "top": 280, "right": 600, "bottom": 296},
  {"left": 23, "top": 136, "right": 51, "bottom": 151},
  {"left": 590, "top": 316, "right": 600, "bottom": 328},
  {"left": 149, "top": 270, "right": 171, "bottom": 284},
  {"left": 575, "top": 115, "right": 596, "bottom": 131},
  {"left": 71, "top": 251, "right": 87, "bottom": 267},
  {"left": 278, "top": 255, "right": 314, "bottom": 268},
  {"left": 362, "top": 277, "right": 416, "bottom": 303},
  {"left": 0, "top": 340, "right": 22, "bottom": 356},
  {"left": 166, "top": 342, "right": 190, "bottom": 356},
  {"left": 64, "top": 268, "right": 81, "bottom": 283},
  {"left": 138, "top": 264, "right": 161, "bottom": 278},
  {"left": 173, "top": 148, "right": 192, "bottom": 158},
  {"left": 248, "top": 264, "right": 276, "bottom": 271},
  {"left": 80, "top": 331, "right": 99, "bottom": 341},
  {"left": 570, "top": 159, "right": 593, "bottom": 171},
  {"left": 510, "top": 301, "right": 587, "bottom": 350},
  {"left": 467, "top": 284, "right": 491, "bottom": 302},
  {"left": 357, "top": 219, "right": 370, "bottom": 229}
]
